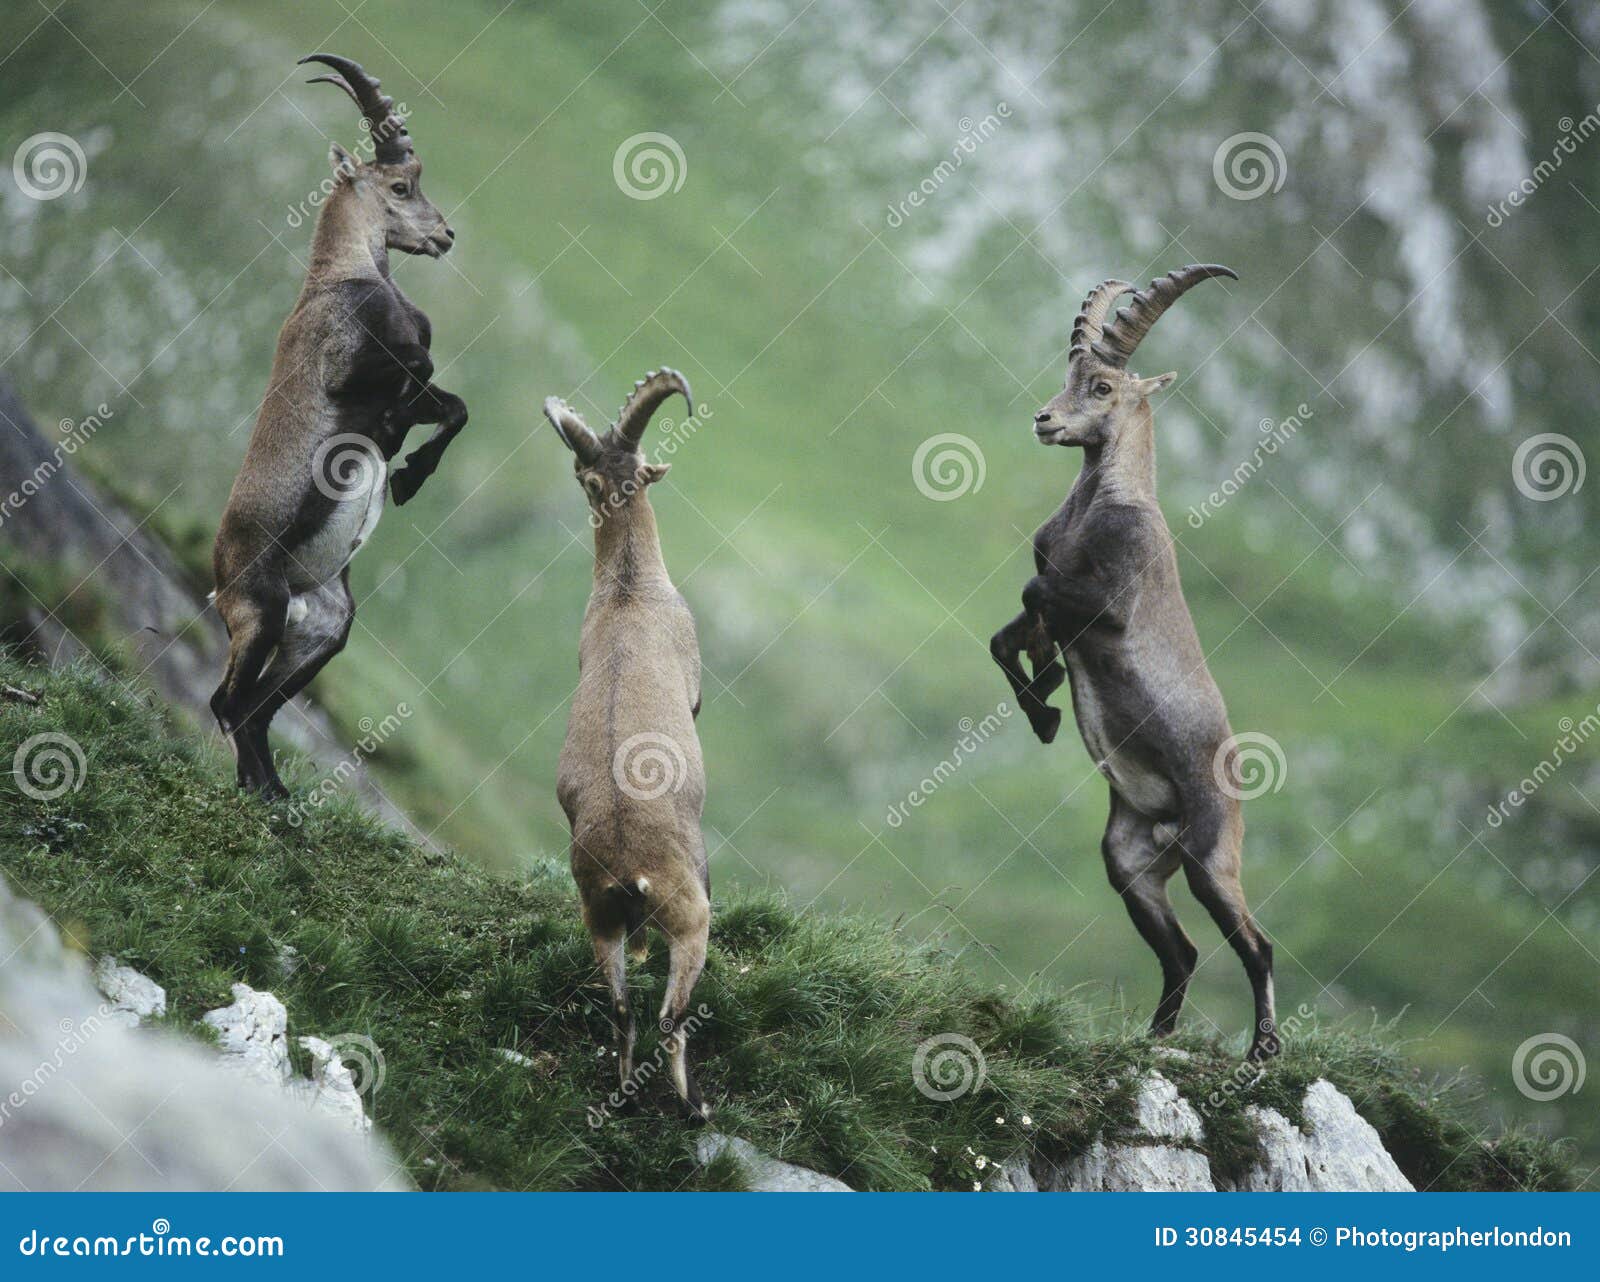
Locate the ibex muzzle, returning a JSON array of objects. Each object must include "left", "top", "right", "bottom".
[{"left": 991, "top": 265, "right": 1279, "bottom": 1061}]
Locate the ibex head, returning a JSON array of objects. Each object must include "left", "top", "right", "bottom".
[
  {"left": 543, "top": 369, "right": 694, "bottom": 520},
  {"left": 1033, "top": 264, "right": 1236, "bottom": 448},
  {"left": 300, "top": 53, "right": 454, "bottom": 258}
]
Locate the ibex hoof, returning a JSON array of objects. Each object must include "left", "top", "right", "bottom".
[{"left": 1032, "top": 707, "right": 1061, "bottom": 744}]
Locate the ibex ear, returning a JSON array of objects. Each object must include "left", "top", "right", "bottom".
[
  {"left": 329, "top": 143, "right": 358, "bottom": 183},
  {"left": 1130, "top": 371, "right": 1176, "bottom": 400},
  {"left": 637, "top": 462, "right": 670, "bottom": 486}
]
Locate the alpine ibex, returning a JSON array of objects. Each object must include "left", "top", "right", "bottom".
[
  {"left": 990, "top": 265, "right": 1278, "bottom": 1060},
  {"left": 544, "top": 370, "right": 712, "bottom": 1119},
  {"left": 210, "top": 54, "right": 467, "bottom": 798}
]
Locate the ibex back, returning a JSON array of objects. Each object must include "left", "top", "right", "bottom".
[
  {"left": 990, "top": 265, "right": 1278, "bottom": 1061},
  {"left": 545, "top": 370, "right": 711, "bottom": 1119}
]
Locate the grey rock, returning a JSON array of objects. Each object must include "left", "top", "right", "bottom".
[
  {"left": 93, "top": 958, "right": 166, "bottom": 1027},
  {"left": 290, "top": 1036, "right": 371, "bottom": 1133},
  {"left": 1048, "top": 1140, "right": 1215, "bottom": 1192},
  {"left": 696, "top": 1132, "right": 853, "bottom": 1191},
  {"left": 0, "top": 873, "right": 404, "bottom": 1190},
  {"left": 1134, "top": 1070, "right": 1204, "bottom": 1143},
  {"left": 1237, "top": 1080, "right": 1414, "bottom": 1192},
  {"left": 984, "top": 1156, "right": 1038, "bottom": 1192},
  {"left": 201, "top": 984, "right": 291, "bottom": 1088}
]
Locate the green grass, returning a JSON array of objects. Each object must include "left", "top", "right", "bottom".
[{"left": 0, "top": 653, "right": 1573, "bottom": 1190}]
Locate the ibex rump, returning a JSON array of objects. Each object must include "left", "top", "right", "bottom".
[
  {"left": 210, "top": 55, "right": 467, "bottom": 798},
  {"left": 990, "top": 265, "right": 1278, "bottom": 1060},
  {"left": 544, "top": 370, "right": 712, "bottom": 1119}
]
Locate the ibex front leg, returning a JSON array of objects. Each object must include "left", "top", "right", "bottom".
[
  {"left": 990, "top": 609, "right": 1065, "bottom": 743},
  {"left": 388, "top": 381, "right": 468, "bottom": 506}
]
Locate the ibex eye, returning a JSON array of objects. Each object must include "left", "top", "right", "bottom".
[
  {"left": 1094, "top": 382, "right": 1112, "bottom": 396},
  {"left": 390, "top": 182, "right": 408, "bottom": 196}
]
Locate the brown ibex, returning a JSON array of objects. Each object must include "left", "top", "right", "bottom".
[
  {"left": 990, "top": 265, "right": 1278, "bottom": 1060},
  {"left": 210, "top": 54, "right": 467, "bottom": 798},
  {"left": 544, "top": 370, "right": 712, "bottom": 1119}
]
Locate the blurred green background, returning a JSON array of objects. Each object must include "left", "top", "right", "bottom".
[{"left": 1, "top": 0, "right": 1596, "bottom": 1181}]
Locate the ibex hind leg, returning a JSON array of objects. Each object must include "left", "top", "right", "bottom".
[
  {"left": 210, "top": 584, "right": 287, "bottom": 796},
  {"left": 656, "top": 881, "right": 711, "bottom": 1122},
  {"left": 1101, "top": 791, "right": 1195, "bottom": 1038},
  {"left": 1175, "top": 792, "right": 1278, "bottom": 1060},
  {"left": 589, "top": 926, "right": 636, "bottom": 1091}
]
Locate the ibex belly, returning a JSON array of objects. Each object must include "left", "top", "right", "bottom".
[
  {"left": 1063, "top": 651, "right": 1178, "bottom": 817},
  {"left": 286, "top": 459, "right": 387, "bottom": 593}
]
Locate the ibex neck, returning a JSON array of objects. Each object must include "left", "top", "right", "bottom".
[
  {"left": 307, "top": 185, "right": 389, "bottom": 285},
  {"left": 1086, "top": 400, "right": 1158, "bottom": 503},
  {"left": 592, "top": 497, "right": 670, "bottom": 594}
]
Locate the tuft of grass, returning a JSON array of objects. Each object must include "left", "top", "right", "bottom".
[{"left": 0, "top": 651, "right": 1575, "bottom": 1191}]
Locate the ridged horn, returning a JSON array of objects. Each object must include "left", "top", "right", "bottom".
[
  {"left": 298, "top": 53, "right": 412, "bottom": 164},
  {"left": 1091, "top": 264, "right": 1238, "bottom": 369},
  {"left": 543, "top": 397, "right": 604, "bottom": 466},
  {"left": 1068, "top": 279, "right": 1134, "bottom": 363},
  {"left": 614, "top": 368, "right": 693, "bottom": 446}
]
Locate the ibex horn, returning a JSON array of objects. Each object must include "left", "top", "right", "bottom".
[
  {"left": 1090, "top": 264, "right": 1238, "bottom": 369},
  {"left": 1068, "top": 279, "right": 1134, "bottom": 364},
  {"left": 298, "top": 53, "right": 412, "bottom": 164},
  {"left": 543, "top": 397, "right": 604, "bottom": 466},
  {"left": 614, "top": 368, "right": 693, "bottom": 447}
]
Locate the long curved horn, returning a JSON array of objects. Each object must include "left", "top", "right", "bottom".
[
  {"left": 1091, "top": 264, "right": 1238, "bottom": 369},
  {"left": 298, "top": 53, "right": 412, "bottom": 164},
  {"left": 1069, "top": 279, "right": 1134, "bottom": 363},
  {"left": 543, "top": 397, "right": 604, "bottom": 466},
  {"left": 614, "top": 368, "right": 693, "bottom": 446}
]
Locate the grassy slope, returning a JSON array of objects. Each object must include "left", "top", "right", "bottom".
[
  {"left": 0, "top": 0, "right": 1594, "bottom": 1175},
  {"left": 0, "top": 654, "right": 1573, "bottom": 1191}
]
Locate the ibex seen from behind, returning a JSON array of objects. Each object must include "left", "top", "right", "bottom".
[
  {"left": 990, "top": 265, "right": 1278, "bottom": 1060},
  {"left": 210, "top": 55, "right": 468, "bottom": 797},
  {"left": 544, "top": 370, "right": 712, "bottom": 1119}
]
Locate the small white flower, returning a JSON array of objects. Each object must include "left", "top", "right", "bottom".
[
  {"left": 1021, "top": 1114, "right": 1033, "bottom": 1127},
  {"left": 974, "top": 1155, "right": 988, "bottom": 1170},
  {"left": 971, "top": 1181, "right": 981, "bottom": 1191},
  {"left": 994, "top": 1116, "right": 1005, "bottom": 1125}
]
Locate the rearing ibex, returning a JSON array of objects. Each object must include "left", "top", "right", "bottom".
[
  {"left": 210, "top": 54, "right": 467, "bottom": 798},
  {"left": 990, "top": 265, "right": 1278, "bottom": 1060},
  {"left": 544, "top": 369, "right": 712, "bottom": 1119}
]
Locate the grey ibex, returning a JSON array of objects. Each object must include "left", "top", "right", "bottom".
[
  {"left": 990, "top": 265, "right": 1278, "bottom": 1060},
  {"left": 544, "top": 370, "right": 711, "bottom": 1119},
  {"left": 210, "top": 54, "right": 467, "bottom": 797}
]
